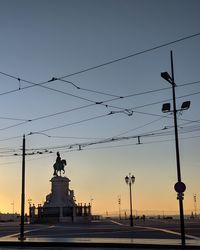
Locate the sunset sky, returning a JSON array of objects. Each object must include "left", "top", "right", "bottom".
[{"left": 0, "top": 0, "right": 199, "bottom": 216}]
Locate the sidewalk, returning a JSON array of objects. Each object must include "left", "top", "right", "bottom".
[{"left": 0, "top": 236, "right": 200, "bottom": 249}]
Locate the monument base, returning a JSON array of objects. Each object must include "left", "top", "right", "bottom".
[
  {"left": 30, "top": 176, "right": 91, "bottom": 224},
  {"left": 44, "top": 176, "right": 75, "bottom": 208}
]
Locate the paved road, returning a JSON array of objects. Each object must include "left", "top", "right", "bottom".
[
  {"left": 0, "top": 219, "right": 199, "bottom": 240},
  {"left": 116, "top": 219, "right": 200, "bottom": 239}
]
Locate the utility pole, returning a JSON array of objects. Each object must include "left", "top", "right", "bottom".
[
  {"left": 19, "top": 135, "right": 26, "bottom": 241},
  {"left": 11, "top": 201, "right": 14, "bottom": 221},
  {"left": 118, "top": 196, "right": 121, "bottom": 220},
  {"left": 194, "top": 194, "right": 197, "bottom": 217}
]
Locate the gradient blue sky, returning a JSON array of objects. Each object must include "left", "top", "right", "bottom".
[{"left": 0, "top": 0, "right": 199, "bottom": 215}]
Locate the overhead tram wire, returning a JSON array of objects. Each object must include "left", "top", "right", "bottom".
[
  {"left": 0, "top": 71, "right": 171, "bottom": 113},
  {"left": 23, "top": 125, "right": 200, "bottom": 154},
  {"left": 0, "top": 76, "right": 176, "bottom": 133},
  {"left": 25, "top": 120, "right": 200, "bottom": 152},
  {"left": 122, "top": 89, "right": 200, "bottom": 113},
  {"left": 1, "top": 69, "right": 200, "bottom": 106},
  {"left": 28, "top": 104, "right": 95, "bottom": 122},
  {"left": 0, "top": 87, "right": 200, "bottom": 135},
  {"left": 0, "top": 70, "right": 173, "bottom": 113},
  {"left": 1, "top": 73, "right": 200, "bottom": 134},
  {"left": 0, "top": 116, "right": 30, "bottom": 122},
  {"left": 1, "top": 132, "right": 200, "bottom": 163},
  {"left": 113, "top": 118, "right": 200, "bottom": 141},
  {"left": 0, "top": 110, "right": 171, "bottom": 143},
  {"left": 0, "top": 31, "right": 199, "bottom": 100},
  {"left": 1, "top": 61, "right": 200, "bottom": 116},
  {"left": 56, "top": 78, "right": 122, "bottom": 98},
  {"left": 0, "top": 104, "right": 103, "bottom": 133},
  {"left": 26, "top": 119, "right": 200, "bottom": 151},
  {"left": 0, "top": 85, "right": 200, "bottom": 136},
  {"left": 1, "top": 75, "right": 200, "bottom": 136},
  {"left": 1, "top": 85, "right": 200, "bottom": 132},
  {"left": 76, "top": 134, "right": 200, "bottom": 152},
  {"left": 22, "top": 124, "right": 178, "bottom": 152},
  {"left": 57, "top": 32, "right": 200, "bottom": 79},
  {"left": 114, "top": 114, "right": 171, "bottom": 137},
  {"left": 46, "top": 135, "right": 107, "bottom": 140},
  {"left": 0, "top": 32, "right": 199, "bottom": 152},
  {"left": 1, "top": 69, "right": 200, "bottom": 103},
  {"left": 13, "top": 130, "right": 200, "bottom": 157},
  {"left": 0, "top": 72, "right": 109, "bottom": 105},
  {"left": 2, "top": 119, "right": 200, "bottom": 157},
  {"left": 0, "top": 135, "right": 22, "bottom": 142},
  {"left": 36, "top": 112, "right": 113, "bottom": 133},
  {"left": 20, "top": 111, "right": 175, "bottom": 139},
  {"left": 0, "top": 121, "right": 31, "bottom": 132},
  {"left": 49, "top": 78, "right": 200, "bottom": 108},
  {"left": 0, "top": 104, "right": 105, "bottom": 133},
  {"left": 179, "top": 80, "right": 200, "bottom": 88}
]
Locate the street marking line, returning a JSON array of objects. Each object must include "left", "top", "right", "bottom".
[
  {"left": 109, "top": 219, "right": 128, "bottom": 226},
  {"left": 110, "top": 220, "right": 200, "bottom": 240},
  {"left": 135, "top": 225, "right": 200, "bottom": 240},
  {"left": 1, "top": 225, "right": 55, "bottom": 239}
]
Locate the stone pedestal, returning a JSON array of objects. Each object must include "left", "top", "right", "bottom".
[
  {"left": 30, "top": 175, "right": 91, "bottom": 223},
  {"left": 44, "top": 176, "right": 75, "bottom": 208}
]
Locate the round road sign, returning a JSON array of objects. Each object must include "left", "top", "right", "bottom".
[{"left": 174, "top": 182, "right": 186, "bottom": 193}]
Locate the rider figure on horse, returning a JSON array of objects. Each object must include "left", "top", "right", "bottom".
[
  {"left": 56, "top": 152, "right": 61, "bottom": 165},
  {"left": 53, "top": 152, "right": 67, "bottom": 176}
]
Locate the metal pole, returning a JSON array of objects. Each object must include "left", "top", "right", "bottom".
[
  {"left": 129, "top": 182, "right": 133, "bottom": 226},
  {"left": 11, "top": 201, "right": 14, "bottom": 221},
  {"left": 170, "top": 51, "right": 185, "bottom": 245},
  {"left": 118, "top": 197, "right": 121, "bottom": 220},
  {"left": 194, "top": 194, "right": 197, "bottom": 217},
  {"left": 19, "top": 134, "right": 26, "bottom": 241}
]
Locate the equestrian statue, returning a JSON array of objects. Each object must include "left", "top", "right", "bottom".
[{"left": 53, "top": 152, "right": 67, "bottom": 176}]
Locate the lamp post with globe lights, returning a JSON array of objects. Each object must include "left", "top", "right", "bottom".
[{"left": 125, "top": 173, "right": 135, "bottom": 227}]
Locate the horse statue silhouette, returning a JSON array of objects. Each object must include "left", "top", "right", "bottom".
[{"left": 53, "top": 152, "right": 67, "bottom": 176}]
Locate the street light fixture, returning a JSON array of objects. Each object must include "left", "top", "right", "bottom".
[
  {"left": 161, "top": 71, "right": 173, "bottom": 83},
  {"left": 125, "top": 173, "right": 135, "bottom": 227},
  {"left": 181, "top": 101, "right": 190, "bottom": 111},
  {"left": 162, "top": 103, "right": 171, "bottom": 113},
  {"left": 161, "top": 51, "right": 190, "bottom": 246}
]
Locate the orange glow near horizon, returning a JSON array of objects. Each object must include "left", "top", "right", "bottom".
[{"left": 0, "top": 153, "right": 198, "bottom": 217}]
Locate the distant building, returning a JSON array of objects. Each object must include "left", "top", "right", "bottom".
[{"left": 0, "top": 213, "right": 20, "bottom": 222}]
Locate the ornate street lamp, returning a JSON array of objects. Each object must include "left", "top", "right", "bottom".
[{"left": 125, "top": 173, "right": 135, "bottom": 226}]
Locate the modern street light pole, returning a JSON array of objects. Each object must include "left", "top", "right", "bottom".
[
  {"left": 19, "top": 134, "right": 26, "bottom": 241},
  {"left": 125, "top": 173, "right": 135, "bottom": 227},
  {"left": 171, "top": 51, "right": 185, "bottom": 246},
  {"left": 161, "top": 51, "right": 190, "bottom": 246}
]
